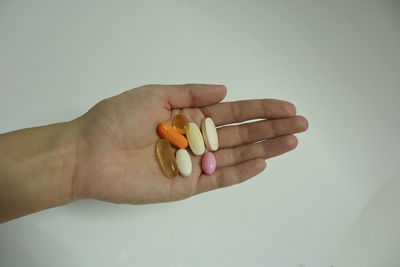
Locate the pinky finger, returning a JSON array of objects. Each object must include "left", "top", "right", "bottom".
[{"left": 195, "top": 158, "right": 267, "bottom": 195}]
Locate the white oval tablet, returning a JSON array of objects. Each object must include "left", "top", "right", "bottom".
[
  {"left": 187, "top": 122, "right": 205, "bottom": 156},
  {"left": 201, "top": 117, "right": 219, "bottom": 151},
  {"left": 176, "top": 149, "right": 192, "bottom": 177}
]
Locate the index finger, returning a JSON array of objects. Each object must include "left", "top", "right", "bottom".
[
  {"left": 200, "top": 99, "right": 297, "bottom": 126},
  {"left": 161, "top": 84, "right": 227, "bottom": 109}
]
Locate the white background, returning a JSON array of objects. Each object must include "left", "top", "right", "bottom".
[{"left": 1, "top": 1, "right": 400, "bottom": 266}]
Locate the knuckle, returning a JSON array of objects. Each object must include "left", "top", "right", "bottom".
[
  {"left": 270, "top": 119, "right": 280, "bottom": 136},
  {"left": 238, "top": 125, "right": 250, "bottom": 144},
  {"left": 236, "top": 146, "right": 245, "bottom": 163},
  {"left": 215, "top": 174, "right": 226, "bottom": 189},
  {"left": 231, "top": 102, "right": 242, "bottom": 122}
]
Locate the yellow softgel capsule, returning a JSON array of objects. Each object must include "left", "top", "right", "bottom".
[
  {"left": 172, "top": 114, "right": 189, "bottom": 134},
  {"left": 155, "top": 139, "right": 179, "bottom": 178}
]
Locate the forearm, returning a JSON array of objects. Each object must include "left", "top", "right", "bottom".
[{"left": 0, "top": 121, "right": 79, "bottom": 223}]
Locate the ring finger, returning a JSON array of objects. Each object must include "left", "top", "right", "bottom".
[{"left": 214, "top": 135, "right": 298, "bottom": 168}]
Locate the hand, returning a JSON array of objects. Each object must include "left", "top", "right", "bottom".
[{"left": 71, "top": 84, "right": 308, "bottom": 204}]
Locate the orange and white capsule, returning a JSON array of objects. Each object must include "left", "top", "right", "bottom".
[{"left": 157, "top": 122, "right": 188, "bottom": 149}]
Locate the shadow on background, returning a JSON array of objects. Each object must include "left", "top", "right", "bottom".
[
  {"left": 0, "top": 222, "right": 75, "bottom": 266},
  {"left": 335, "top": 173, "right": 400, "bottom": 267},
  {"left": 60, "top": 198, "right": 170, "bottom": 222},
  {"left": 0, "top": 199, "right": 171, "bottom": 266}
]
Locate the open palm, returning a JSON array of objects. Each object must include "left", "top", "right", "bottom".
[{"left": 72, "top": 84, "right": 308, "bottom": 204}]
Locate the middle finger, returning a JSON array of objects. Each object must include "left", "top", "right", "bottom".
[{"left": 218, "top": 116, "right": 308, "bottom": 148}]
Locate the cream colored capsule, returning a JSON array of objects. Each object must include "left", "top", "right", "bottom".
[
  {"left": 201, "top": 117, "right": 219, "bottom": 151},
  {"left": 176, "top": 149, "right": 192, "bottom": 177},
  {"left": 187, "top": 122, "right": 205, "bottom": 156}
]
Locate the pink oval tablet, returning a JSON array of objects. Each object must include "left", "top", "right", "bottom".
[{"left": 201, "top": 152, "right": 216, "bottom": 175}]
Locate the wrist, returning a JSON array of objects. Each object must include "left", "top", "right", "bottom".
[
  {"left": 63, "top": 118, "right": 84, "bottom": 202},
  {"left": 0, "top": 120, "right": 83, "bottom": 222}
]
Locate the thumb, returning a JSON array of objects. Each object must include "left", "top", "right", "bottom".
[{"left": 161, "top": 84, "right": 227, "bottom": 109}]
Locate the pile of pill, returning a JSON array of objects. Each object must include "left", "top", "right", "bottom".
[{"left": 155, "top": 114, "right": 219, "bottom": 178}]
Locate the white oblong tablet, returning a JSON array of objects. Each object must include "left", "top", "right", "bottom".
[
  {"left": 176, "top": 149, "right": 192, "bottom": 177},
  {"left": 201, "top": 117, "right": 219, "bottom": 151},
  {"left": 187, "top": 122, "right": 205, "bottom": 156}
]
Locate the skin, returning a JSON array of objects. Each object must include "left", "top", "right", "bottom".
[{"left": 0, "top": 84, "right": 308, "bottom": 223}]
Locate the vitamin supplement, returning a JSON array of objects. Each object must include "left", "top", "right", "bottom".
[
  {"left": 201, "top": 117, "right": 219, "bottom": 151},
  {"left": 155, "top": 139, "right": 179, "bottom": 178},
  {"left": 186, "top": 122, "right": 205, "bottom": 156},
  {"left": 172, "top": 114, "right": 189, "bottom": 134},
  {"left": 176, "top": 149, "right": 192, "bottom": 177},
  {"left": 157, "top": 122, "right": 188, "bottom": 149},
  {"left": 201, "top": 152, "right": 216, "bottom": 175}
]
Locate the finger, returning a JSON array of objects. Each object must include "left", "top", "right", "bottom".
[
  {"left": 200, "top": 99, "right": 296, "bottom": 126},
  {"left": 218, "top": 116, "right": 308, "bottom": 148},
  {"left": 196, "top": 158, "right": 266, "bottom": 195},
  {"left": 215, "top": 135, "right": 298, "bottom": 168},
  {"left": 162, "top": 84, "right": 227, "bottom": 109}
]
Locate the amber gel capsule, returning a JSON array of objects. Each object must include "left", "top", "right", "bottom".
[
  {"left": 172, "top": 114, "right": 189, "bottom": 134},
  {"left": 157, "top": 122, "right": 188, "bottom": 149},
  {"left": 155, "top": 139, "right": 179, "bottom": 178}
]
